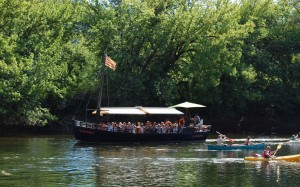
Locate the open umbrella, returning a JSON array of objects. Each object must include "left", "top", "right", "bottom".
[
  {"left": 170, "top": 101, "right": 206, "bottom": 117},
  {"left": 171, "top": 101, "right": 206, "bottom": 108}
]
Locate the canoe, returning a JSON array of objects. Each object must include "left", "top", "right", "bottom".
[
  {"left": 245, "top": 154, "right": 300, "bottom": 162},
  {"left": 207, "top": 143, "right": 264, "bottom": 150}
]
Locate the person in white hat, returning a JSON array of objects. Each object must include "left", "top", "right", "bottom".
[{"left": 262, "top": 146, "right": 274, "bottom": 158}]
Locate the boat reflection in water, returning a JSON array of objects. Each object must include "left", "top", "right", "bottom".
[{"left": 86, "top": 141, "right": 300, "bottom": 186}]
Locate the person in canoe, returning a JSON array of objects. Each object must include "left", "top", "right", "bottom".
[
  {"left": 244, "top": 136, "right": 253, "bottom": 145},
  {"left": 290, "top": 133, "right": 298, "bottom": 141},
  {"left": 217, "top": 135, "right": 226, "bottom": 146},
  {"left": 262, "top": 146, "right": 275, "bottom": 158}
]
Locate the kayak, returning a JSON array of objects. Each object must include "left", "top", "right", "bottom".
[
  {"left": 245, "top": 154, "right": 300, "bottom": 162},
  {"left": 289, "top": 140, "right": 300, "bottom": 143},
  {"left": 207, "top": 143, "right": 264, "bottom": 150}
]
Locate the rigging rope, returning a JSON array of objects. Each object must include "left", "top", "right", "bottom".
[{"left": 72, "top": 91, "right": 88, "bottom": 120}]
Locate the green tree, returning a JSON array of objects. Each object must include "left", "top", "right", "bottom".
[
  {"left": 0, "top": 0, "right": 89, "bottom": 125},
  {"left": 239, "top": 0, "right": 300, "bottom": 120},
  {"left": 83, "top": 0, "right": 255, "bottom": 111},
  {"left": 1, "top": 0, "right": 299, "bottom": 128}
]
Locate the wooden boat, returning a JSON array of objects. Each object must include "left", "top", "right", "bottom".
[
  {"left": 245, "top": 154, "right": 300, "bottom": 162},
  {"left": 207, "top": 143, "right": 264, "bottom": 150},
  {"left": 74, "top": 107, "right": 211, "bottom": 142},
  {"left": 73, "top": 54, "right": 211, "bottom": 143},
  {"left": 74, "top": 122, "right": 210, "bottom": 142}
]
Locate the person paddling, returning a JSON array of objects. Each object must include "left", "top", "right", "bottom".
[
  {"left": 290, "top": 133, "right": 298, "bottom": 140},
  {"left": 262, "top": 146, "right": 275, "bottom": 158},
  {"left": 217, "top": 135, "right": 226, "bottom": 146},
  {"left": 244, "top": 136, "right": 253, "bottom": 145}
]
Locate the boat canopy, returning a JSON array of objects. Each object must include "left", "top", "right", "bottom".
[
  {"left": 94, "top": 107, "right": 184, "bottom": 115},
  {"left": 141, "top": 107, "right": 184, "bottom": 115}
]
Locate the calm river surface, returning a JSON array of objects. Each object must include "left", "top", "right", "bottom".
[{"left": 1, "top": 135, "right": 300, "bottom": 187}]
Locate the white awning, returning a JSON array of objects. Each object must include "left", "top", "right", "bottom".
[
  {"left": 141, "top": 107, "right": 184, "bottom": 115},
  {"left": 100, "top": 107, "right": 145, "bottom": 115},
  {"left": 95, "top": 107, "right": 184, "bottom": 115}
]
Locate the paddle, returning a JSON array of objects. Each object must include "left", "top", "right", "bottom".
[
  {"left": 216, "top": 131, "right": 234, "bottom": 143},
  {"left": 272, "top": 143, "right": 282, "bottom": 158}
]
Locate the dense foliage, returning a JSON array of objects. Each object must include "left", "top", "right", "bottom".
[{"left": 0, "top": 0, "right": 299, "bottom": 128}]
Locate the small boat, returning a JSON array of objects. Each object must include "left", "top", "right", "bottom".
[
  {"left": 245, "top": 154, "right": 300, "bottom": 162},
  {"left": 207, "top": 143, "right": 264, "bottom": 150}
]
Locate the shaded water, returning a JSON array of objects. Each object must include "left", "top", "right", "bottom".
[{"left": 0, "top": 135, "right": 300, "bottom": 186}]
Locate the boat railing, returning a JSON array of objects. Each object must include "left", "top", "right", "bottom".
[
  {"left": 75, "top": 120, "right": 211, "bottom": 134},
  {"left": 75, "top": 120, "right": 96, "bottom": 129}
]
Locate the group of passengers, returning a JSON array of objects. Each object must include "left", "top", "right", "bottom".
[
  {"left": 97, "top": 121, "right": 179, "bottom": 134},
  {"left": 94, "top": 114, "right": 209, "bottom": 134}
]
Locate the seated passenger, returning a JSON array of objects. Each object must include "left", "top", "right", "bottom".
[
  {"left": 290, "top": 133, "right": 298, "bottom": 140},
  {"left": 194, "top": 113, "right": 201, "bottom": 126},
  {"left": 244, "top": 136, "right": 253, "bottom": 145},
  {"left": 217, "top": 135, "right": 225, "bottom": 146},
  {"left": 262, "top": 146, "right": 274, "bottom": 158},
  {"left": 179, "top": 116, "right": 185, "bottom": 126},
  {"left": 107, "top": 123, "right": 113, "bottom": 131},
  {"left": 156, "top": 123, "right": 162, "bottom": 133},
  {"left": 136, "top": 122, "right": 141, "bottom": 134}
]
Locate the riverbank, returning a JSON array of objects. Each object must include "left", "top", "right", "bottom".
[
  {"left": 0, "top": 123, "right": 73, "bottom": 137},
  {"left": 209, "top": 115, "right": 300, "bottom": 135}
]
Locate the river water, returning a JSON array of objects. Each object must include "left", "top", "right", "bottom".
[{"left": 0, "top": 135, "right": 300, "bottom": 187}]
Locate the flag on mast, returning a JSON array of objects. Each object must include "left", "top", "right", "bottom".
[{"left": 104, "top": 55, "right": 116, "bottom": 71}]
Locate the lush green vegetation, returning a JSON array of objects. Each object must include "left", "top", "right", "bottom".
[{"left": 0, "top": 0, "right": 299, "bottom": 130}]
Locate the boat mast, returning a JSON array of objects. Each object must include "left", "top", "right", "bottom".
[{"left": 97, "top": 53, "right": 106, "bottom": 113}]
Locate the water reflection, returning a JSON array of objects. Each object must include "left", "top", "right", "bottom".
[
  {"left": 1, "top": 136, "right": 300, "bottom": 186},
  {"left": 245, "top": 160, "right": 300, "bottom": 186}
]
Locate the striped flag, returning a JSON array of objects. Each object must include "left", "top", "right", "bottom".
[{"left": 104, "top": 55, "right": 116, "bottom": 71}]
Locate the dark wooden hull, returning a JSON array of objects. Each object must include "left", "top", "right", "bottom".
[{"left": 74, "top": 124, "right": 210, "bottom": 143}]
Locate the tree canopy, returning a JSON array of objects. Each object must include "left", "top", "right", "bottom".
[{"left": 0, "top": 0, "right": 299, "bottom": 128}]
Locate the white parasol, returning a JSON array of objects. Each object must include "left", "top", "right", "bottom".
[
  {"left": 170, "top": 101, "right": 206, "bottom": 117},
  {"left": 171, "top": 101, "right": 206, "bottom": 108}
]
